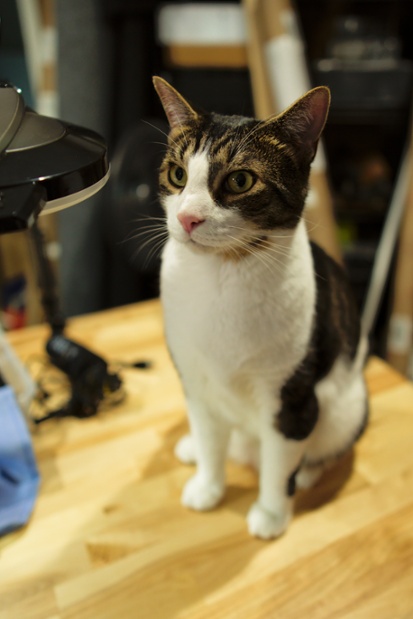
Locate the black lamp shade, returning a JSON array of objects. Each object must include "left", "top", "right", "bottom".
[
  {"left": 0, "top": 123, "right": 108, "bottom": 205},
  {"left": 0, "top": 83, "right": 109, "bottom": 231}
]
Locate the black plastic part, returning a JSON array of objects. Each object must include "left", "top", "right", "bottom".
[
  {"left": 0, "top": 82, "right": 108, "bottom": 226},
  {"left": 0, "top": 183, "right": 46, "bottom": 233},
  {"left": 46, "top": 335, "right": 108, "bottom": 378},
  {"left": 30, "top": 221, "right": 66, "bottom": 333},
  {"left": 34, "top": 334, "right": 123, "bottom": 424},
  {"left": 0, "top": 124, "right": 108, "bottom": 204}
]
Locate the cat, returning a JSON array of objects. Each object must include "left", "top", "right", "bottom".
[{"left": 153, "top": 76, "right": 369, "bottom": 540}]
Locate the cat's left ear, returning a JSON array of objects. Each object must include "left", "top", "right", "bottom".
[
  {"left": 153, "top": 76, "right": 199, "bottom": 130},
  {"left": 266, "top": 87, "right": 330, "bottom": 163}
]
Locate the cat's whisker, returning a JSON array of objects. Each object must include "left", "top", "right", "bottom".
[
  {"left": 301, "top": 216, "right": 321, "bottom": 234},
  {"left": 246, "top": 240, "right": 298, "bottom": 276},
  {"left": 226, "top": 234, "right": 288, "bottom": 277},
  {"left": 129, "top": 230, "right": 168, "bottom": 268},
  {"left": 126, "top": 220, "right": 166, "bottom": 232},
  {"left": 228, "top": 122, "right": 249, "bottom": 159},
  {"left": 141, "top": 119, "right": 171, "bottom": 143},
  {"left": 258, "top": 241, "right": 294, "bottom": 260},
  {"left": 122, "top": 223, "right": 167, "bottom": 245},
  {"left": 225, "top": 226, "right": 309, "bottom": 265},
  {"left": 232, "top": 120, "right": 267, "bottom": 158},
  {"left": 170, "top": 112, "right": 190, "bottom": 150},
  {"left": 123, "top": 215, "right": 168, "bottom": 247},
  {"left": 224, "top": 228, "right": 296, "bottom": 266},
  {"left": 129, "top": 220, "right": 167, "bottom": 231},
  {"left": 131, "top": 214, "right": 166, "bottom": 222},
  {"left": 141, "top": 119, "right": 181, "bottom": 152},
  {"left": 150, "top": 141, "right": 169, "bottom": 150},
  {"left": 144, "top": 236, "right": 168, "bottom": 269},
  {"left": 225, "top": 232, "right": 275, "bottom": 262},
  {"left": 226, "top": 223, "right": 296, "bottom": 242},
  {"left": 130, "top": 240, "right": 165, "bottom": 268},
  {"left": 264, "top": 233, "right": 296, "bottom": 242},
  {"left": 125, "top": 232, "right": 167, "bottom": 251},
  {"left": 138, "top": 230, "right": 168, "bottom": 253},
  {"left": 301, "top": 210, "right": 332, "bottom": 237},
  {"left": 124, "top": 214, "right": 167, "bottom": 231}
]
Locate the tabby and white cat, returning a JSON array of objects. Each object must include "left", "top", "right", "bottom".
[{"left": 153, "top": 76, "right": 368, "bottom": 539}]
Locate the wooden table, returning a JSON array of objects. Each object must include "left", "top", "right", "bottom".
[{"left": 1, "top": 299, "right": 413, "bottom": 619}]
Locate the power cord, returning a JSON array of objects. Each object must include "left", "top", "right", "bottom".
[
  {"left": 27, "top": 220, "right": 151, "bottom": 425},
  {"left": 31, "top": 335, "right": 151, "bottom": 425}
]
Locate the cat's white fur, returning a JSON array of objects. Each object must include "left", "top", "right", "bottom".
[{"left": 161, "top": 151, "right": 367, "bottom": 539}]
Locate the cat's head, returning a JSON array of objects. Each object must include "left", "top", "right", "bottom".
[{"left": 154, "top": 76, "right": 330, "bottom": 258}]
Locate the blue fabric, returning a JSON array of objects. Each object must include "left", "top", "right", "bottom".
[{"left": 0, "top": 385, "right": 40, "bottom": 536}]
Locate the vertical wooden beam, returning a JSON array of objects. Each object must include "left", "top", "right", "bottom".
[
  {"left": 243, "top": 0, "right": 342, "bottom": 263},
  {"left": 242, "top": 0, "right": 274, "bottom": 119}
]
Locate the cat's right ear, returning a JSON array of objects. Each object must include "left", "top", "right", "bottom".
[{"left": 153, "top": 77, "right": 198, "bottom": 129}]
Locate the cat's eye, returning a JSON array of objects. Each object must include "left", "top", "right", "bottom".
[
  {"left": 225, "top": 170, "right": 255, "bottom": 194},
  {"left": 168, "top": 164, "right": 187, "bottom": 188}
]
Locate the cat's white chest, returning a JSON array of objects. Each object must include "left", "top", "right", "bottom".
[{"left": 161, "top": 224, "right": 315, "bottom": 431}]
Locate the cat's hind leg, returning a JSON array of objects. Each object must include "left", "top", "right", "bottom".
[
  {"left": 228, "top": 430, "right": 259, "bottom": 469},
  {"left": 175, "top": 434, "right": 197, "bottom": 465},
  {"left": 296, "top": 462, "right": 325, "bottom": 490},
  {"left": 303, "top": 357, "right": 369, "bottom": 474},
  {"left": 296, "top": 355, "right": 368, "bottom": 491}
]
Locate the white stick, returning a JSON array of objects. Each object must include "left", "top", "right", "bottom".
[{"left": 361, "top": 147, "right": 411, "bottom": 336}]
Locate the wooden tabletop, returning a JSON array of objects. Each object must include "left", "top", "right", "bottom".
[{"left": 2, "top": 299, "right": 413, "bottom": 619}]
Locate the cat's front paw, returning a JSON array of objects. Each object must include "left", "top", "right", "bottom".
[
  {"left": 182, "top": 474, "right": 224, "bottom": 511},
  {"left": 247, "top": 502, "right": 291, "bottom": 540}
]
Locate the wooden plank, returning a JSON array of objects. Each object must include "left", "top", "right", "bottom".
[
  {"left": 242, "top": 0, "right": 341, "bottom": 263},
  {"left": 242, "top": 0, "right": 274, "bottom": 119},
  {"left": 163, "top": 45, "right": 248, "bottom": 68},
  {"left": 2, "top": 300, "right": 413, "bottom": 619}
]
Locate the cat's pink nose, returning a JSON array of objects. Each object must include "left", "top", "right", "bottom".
[{"left": 178, "top": 212, "right": 205, "bottom": 234}]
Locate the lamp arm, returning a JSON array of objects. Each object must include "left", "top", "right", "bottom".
[{"left": 30, "top": 220, "right": 66, "bottom": 334}]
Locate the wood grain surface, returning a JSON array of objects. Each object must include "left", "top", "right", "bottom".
[{"left": 1, "top": 299, "right": 413, "bottom": 619}]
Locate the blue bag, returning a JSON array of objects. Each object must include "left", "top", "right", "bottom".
[{"left": 0, "top": 385, "right": 40, "bottom": 536}]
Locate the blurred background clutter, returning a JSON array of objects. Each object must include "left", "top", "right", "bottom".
[{"left": 1, "top": 0, "right": 413, "bottom": 377}]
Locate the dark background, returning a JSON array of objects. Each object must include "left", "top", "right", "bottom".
[{"left": 2, "top": 0, "right": 413, "bottom": 357}]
